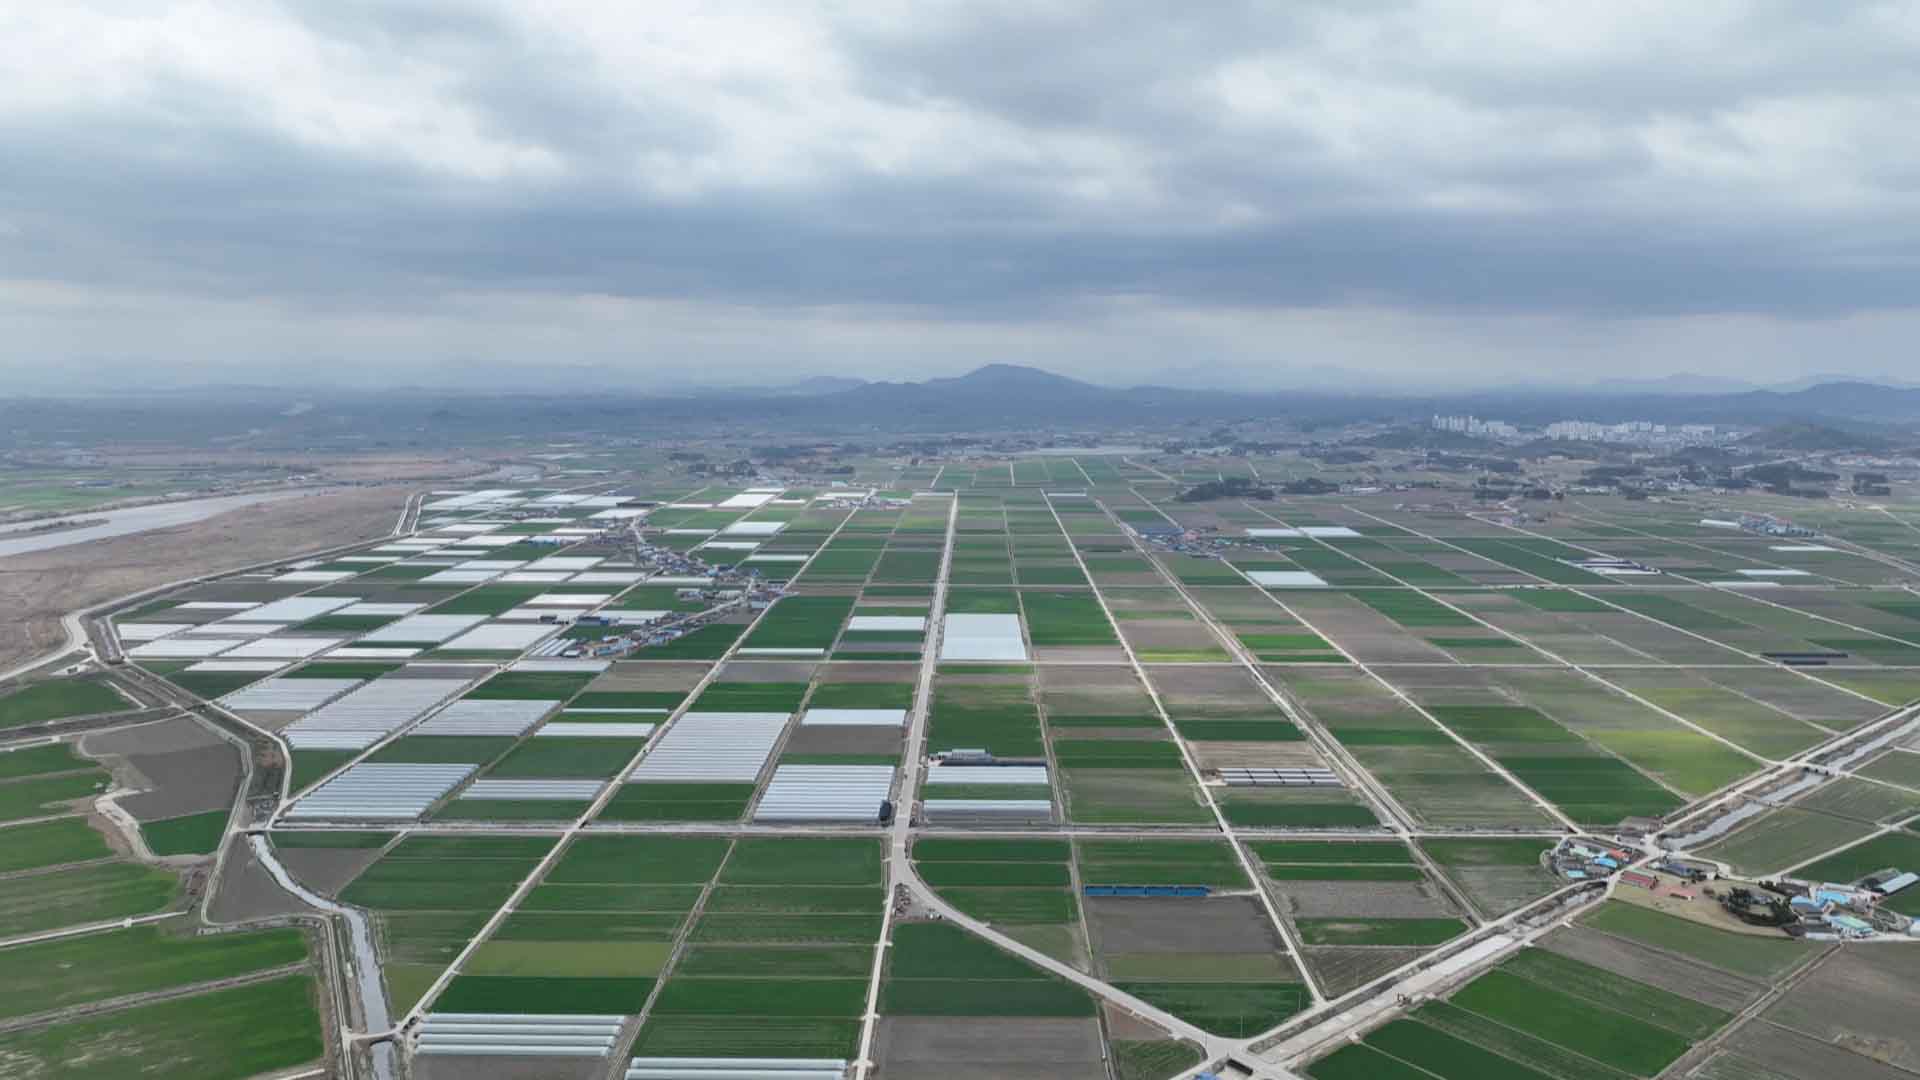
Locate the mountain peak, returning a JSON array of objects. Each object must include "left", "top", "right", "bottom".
[{"left": 941, "top": 364, "right": 1098, "bottom": 390}]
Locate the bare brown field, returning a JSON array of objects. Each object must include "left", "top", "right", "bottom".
[
  {"left": 592, "top": 663, "right": 710, "bottom": 693},
  {"left": 713, "top": 660, "right": 818, "bottom": 684},
  {"left": 208, "top": 835, "right": 314, "bottom": 922},
  {"left": 1187, "top": 740, "right": 1324, "bottom": 771},
  {"left": 83, "top": 717, "right": 242, "bottom": 821},
  {"left": 1538, "top": 926, "right": 1763, "bottom": 1012},
  {"left": 1302, "top": 946, "right": 1427, "bottom": 996},
  {"left": 1720, "top": 1019, "right": 1914, "bottom": 1080},
  {"left": 875, "top": 1017, "right": 1106, "bottom": 1080},
  {"left": 1277, "top": 880, "right": 1454, "bottom": 919},
  {"left": 275, "top": 847, "right": 387, "bottom": 897},
  {"left": 1084, "top": 896, "right": 1279, "bottom": 954},
  {"left": 1761, "top": 947, "right": 1920, "bottom": 1072}
]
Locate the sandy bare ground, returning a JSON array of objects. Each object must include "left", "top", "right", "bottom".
[{"left": 0, "top": 486, "right": 410, "bottom": 674}]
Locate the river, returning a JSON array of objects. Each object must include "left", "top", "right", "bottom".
[{"left": 0, "top": 491, "right": 310, "bottom": 559}]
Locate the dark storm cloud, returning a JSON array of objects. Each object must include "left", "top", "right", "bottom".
[{"left": 3, "top": 2, "right": 1918, "bottom": 387}]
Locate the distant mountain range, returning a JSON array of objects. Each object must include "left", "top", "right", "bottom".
[
  {"left": 8, "top": 364, "right": 1920, "bottom": 442},
  {"left": 739, "top": 364, "right": 1920, "bottom": 428}
]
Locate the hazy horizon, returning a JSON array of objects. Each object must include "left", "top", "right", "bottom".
[{"left": 6, "top": 3, "right": 1918, "bottom": 392}]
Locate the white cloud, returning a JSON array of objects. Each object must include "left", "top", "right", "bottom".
[{"left": 1, "top": 1, "right": 1918, "bottom": 386}]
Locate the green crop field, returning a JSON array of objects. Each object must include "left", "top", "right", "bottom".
[
  {"left": 1077, "top": 840, "right": 1247, "bottom": 888},
  {"left": 465, "top": 670, "right": 595, "bottom": 700},
  {"left": 918, "top": 862, "right": 1070, "bottom": 887},
  {"left": 1412, "top": 1001, "right": 1628, "bottom": 1080},
  {"left": 637, "top": 624, "right": 745, "bottom": 659},
  {"left": 0, "top": 973, "right": 322, "bottom": 1080},
  {"left": 1051, "top": 738, "right": 1185, "bottom": 768},
  {"left": 1418, "top": 838, "right": 1552, "bottom": 867},
  {"left": 693, "top": 681, "right": 810, "bottom": 711},
  {"left": 435, "top": 974, "right": 656, "bottom": 1013},
  {"left": 0, "top": 678, "right": 128, "bottom": 728},
  {"left": 549, "top": 835, "right": 730, "bottom": 882},
  {"left": 1021, "top": 591, "right": 1120, "bottom": 646},
  {"left": 633, "top": 1017, "right": 862, "bottom": 1059},
  {"left": 1426, "top": 705, "right": 1683, "bottom": 822},
  {"left": 1358, "top": 1018, "right": 1567, "bottom": 1080},
  {"left": 1116, "top": 981, "right": 1309, "bottom": 1037},
  {"left": 675, "top": 945, "right": 873, "bottom": 978},
  {"left": 0, "top": 861, "right": 179, "bottom": 938},
  {"left": 1252, "top": 840, "right": 1416, "bottom": 864},
  {"left": 140, "top": 810, "right": 229, "bottom": 856},
  {"left": 653, "top": 976, "right": 868, "bottom": 1016},
  {"left": 598, "top": 783, "right": 756, "bottom": 822},
  {"left": 1499, "top": 949, "right": 1730, "bottom": 1038},
  {"left": 0, "top": 771, "right": 107, "bottom": 823},
  {"left": 1350, "top": 590, "right": 1477, "bottom": 628},
  {"left": 721, "top": 838, "right": 883, "bottom": 885},
  {"left": 0, "top": 817, "right": 113, "bottom": 873},
  {"left": 1580, "top": 901, "right": 1815, "bottom": 979},
  {"left": 1792, "top": 831, "right": 1920, "bottom": 912},
  {"left": 0, "top": 923, "right": 308, "bottom": 1022},
  {"left": 1113, "top": 1040, "right": 1207, "bottom": 1080},
  {"left": 1448, "top": 969, "right": 1692, "bottom": 1074},
  {"left": 744, "top": 596, "right": 855, "bottom": 649},
  {"left": 0, "top": 742, "right": 98, "bottom": 780},
  {"left": 1309, "top": 1042, "right": 1438, "bottom": 1080}
]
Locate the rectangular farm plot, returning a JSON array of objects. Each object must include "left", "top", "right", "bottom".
[
  {"left": 281, "top": 677, "right": 470, "bottom": 751},
  {"left": 0, "top": 859, "right": 180, "bottom": 939},
  {"left": 1600, "top": 671, "right": 1837, "bottom": 758},
  {"left": 632, "top": 838, "right": 883, "bottom": 1063},
  {"left": 881, "top": 921, "right": 1094, "bottom": 1017},
  {"left": 437, "top": 621, "right": 557, "bottom": 652},
  {"left": 1267, "top": 668, "right": 1554, "bottom": 829},
  {"left": 753, "top": 764, "right": 894, "bottom": 821},
  {"left": 439, "top": 837, "right": 720, "bottom": 1018},
  {"left": 911, "top": 838, "right": 1082, "bottom": 960},
  {"left": 1314, "top": 936, "right": 1742, "bottom": 1080},
  {"left": 360, "top": 613, "right": 488, "bottom": 644},
  {"left": 873, "top": 917, "right": 1109, "bottom": 1075},
  {"left": 0, "top": 921, "right": 309, "bottom": 1024},
  {"left": 0, "top": 974, "right": 323, "bottom": 1080},
  {"left": 409, "top": 697, "right": 557, "bottom": 737},
  {"left": 1020, "top": 591, "right": 1121, "bottom": 652},
  {"left": 940, "top": 612, "right": 1030, "bottom": 661},
  {"left": 626, "top": 713, "right": 787, "bottom": 782},
  {"left": 1418, "top": 837, "right": 1560, "bottom": 917},
  {"left": 1252, "top": 839, "right": 1470, "bottom": 986},
  {"left": 1578, "top": 901, "right": 1817, "bottom": 980},
  {"left": 341, "top": 835, "right": 557, "bottom": 1014},
  {"left": 221, "top": 676, "right": 363, "bottom": 712},
  {"left": 1422, "top": 703, "right": 1684, "bottom": 824},
  {"left": 742, "top": 595, "right": 855, "bottom": 653},
  {"left": 929, "top": 678, "right": 1043, "bottom": 757},
  {"left": 284, "top": 762, "right": 476, "bottom": 821},
  {"left": 922, "top": 762, "right": 1054, "bottom": 823},
  {"left": 1077, "top": 884, "right": 1306, "bottom": 1037}
]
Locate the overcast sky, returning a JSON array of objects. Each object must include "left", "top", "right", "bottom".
[{"left": 4, "top": 2, "right": 1918, "bottom": 393}]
